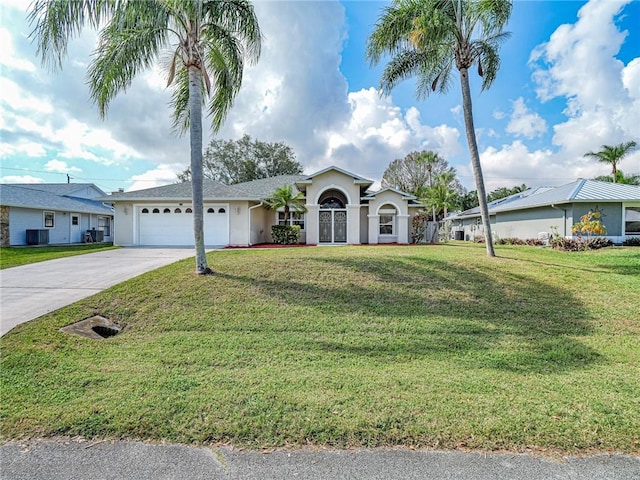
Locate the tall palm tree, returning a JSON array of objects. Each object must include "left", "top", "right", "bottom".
[
  {"left": 367, "top": 0, "right": 512, "bottom": 257},
  {"left": 28, "top": 0, "right": 261, "bottom": 274},
  {"left": 264, "top": 185, "right": 307, "bottom": 223},
  {"left": 584, "top": 141, "right": 637, "bottom": 183}
]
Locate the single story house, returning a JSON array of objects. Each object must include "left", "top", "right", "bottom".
[
  {"left": 104, "top": 166, "right": 425, "bottom": 247},
  {"left": 447, "top": 179, "right": 640, "bottom": 244},
  {"left": 0, "top": 183, "right": 114, "bottom": 247}
]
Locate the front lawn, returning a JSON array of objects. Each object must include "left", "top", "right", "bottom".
[
  {"left": 1, "top": 244, "right": 638, "bottom": 453},
  {"left": 0, "top": 244, "right": 118, "bottom": 269}
]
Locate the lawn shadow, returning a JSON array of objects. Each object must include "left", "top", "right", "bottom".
[{"left": 216, "top": 253, "right": 601, "bottom": 374}]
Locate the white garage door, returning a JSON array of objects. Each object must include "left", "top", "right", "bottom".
[{"left": 138, "top": 205, "right": 229, "bottom": 246}]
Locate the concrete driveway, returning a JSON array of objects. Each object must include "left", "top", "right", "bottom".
[{"left": 0, "top": 248, "right": 197, "bottom": 336}]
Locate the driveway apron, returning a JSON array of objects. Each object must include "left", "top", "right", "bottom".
[{"left": 0, "top": 248, "right": 197, "bottom": 336}]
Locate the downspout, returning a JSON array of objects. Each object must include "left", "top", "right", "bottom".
[
  {"left": 550, "top": 204, "right": 567, "bottom": 237},
  {"left": 248, "top": 202, "right": 263, "bottom": 246}
]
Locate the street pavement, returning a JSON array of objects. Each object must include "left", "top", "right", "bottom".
[
  {"left": 0, "top": 247, "right": 197, "bottom": 336},
  {"left": 1, "top": 439, "right": 638, "bottom": 480}
]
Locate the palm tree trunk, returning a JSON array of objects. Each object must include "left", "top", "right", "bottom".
[
  {"left": 459, "top": 67, "right": 495, "bottom": 257},
  {"left": 188, "top": 66, "right": 210, "bottom": 274}
]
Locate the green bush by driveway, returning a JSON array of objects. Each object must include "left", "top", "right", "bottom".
[{"left": 1, "top": 244, "right": 638, "bottom": 453}]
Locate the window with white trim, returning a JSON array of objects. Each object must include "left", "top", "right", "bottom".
[
  {"left": 277, "top": 211, "right": 305, "bottom": 229},
  {"left": 625, "top": 207, "right": 640, "bottom": 234},
  {"left": 44, "top": 211, "right": 55, "bottom": 228},
  {"left": 379, "top": 205, "right": 396, "bottom": 235}
]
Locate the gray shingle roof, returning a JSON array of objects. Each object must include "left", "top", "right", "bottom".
[
  {"left": 449, "top": 180, "right": 640, "bottom": 219},
  {"left": 104, "top": 179, "right": 251, "bottom": 201},
  {"left": 103, "top": 175, "right": 309, "bottom": 201},
  {"left": 0, "top": 184, "right": 113, "bottom": 215},
  {"left": 234, "top": 175, "right": 307, "bottom": 197},
  {"left": 9, "top": 183, "right": 106, "bottom": 197}
]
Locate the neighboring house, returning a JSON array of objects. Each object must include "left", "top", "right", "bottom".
[
  {"left": 104, "top": 166, "right": 425, "bottom": 247},
  {"left": 447, "top": 179, "right": 640, "bottom": 244},
  {"left": 0, "top": 183, "right": 114, "bottom": 247}
]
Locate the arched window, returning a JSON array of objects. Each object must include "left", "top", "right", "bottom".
[
  {"left": 141, "top": 208, "right": 149, "bottom": 214},
  {"left": 174, "top": 208, "right": 182, "bottom": 213},
  {"left": 218, "top": 208, "right": 226, "bottom": 214},
  {"left": 207, "top": 208, "right": 215, "bottom": 213},
  {"left": 163, "top": 208, "right": 171, "bottom": 213},
  {"left": 379, "top": 204, "right": 397, "bottom": 235},
  {"left": 152, "top": 208, "right": 160, "bottom": 214},
  {"left": 185, "top": 208, "right": 193, "bottom": 213},
  {"left": 319, "top": 189, "right": 347, "bottom": 209}
]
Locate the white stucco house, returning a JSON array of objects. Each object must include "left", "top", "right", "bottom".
[
  {"left": 103, "top": 166, "right": 425, "bottom": 247},
  {"left": 447, "top": 179, "right": 640, "bottom": 244},
  {"left": 0, "top": 183, "right": 114, "bottom": 247}
]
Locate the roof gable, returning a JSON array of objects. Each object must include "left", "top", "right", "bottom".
[{"left": 297, "top": 165, "right": 374, "bottom": 187}]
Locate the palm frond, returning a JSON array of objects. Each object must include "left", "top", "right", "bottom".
[{"left": 28, "top": 0, "right": 124, "bottom": 71}]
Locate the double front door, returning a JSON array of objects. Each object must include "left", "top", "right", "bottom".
[{"left": 319, "top": 209, "right": 347, "bottom": 243}]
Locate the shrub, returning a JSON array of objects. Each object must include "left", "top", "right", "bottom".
[
  {"left": 584, "top": 237, "right": 613, "bottom": 249},
  {"left": 572, "top": 210, "right": 607, "bottom": 238},
  {"left": 623, "top": 237, "right": 640, "bottom": 246},
  {"left": 550, "top": 236, "right": 613, "bottom": 251},
  {"left": 496, "top": 238, "right": 544, "bottom": 246},
  {"left": 271, "top": 225, "right": 301, "bottom": 245}
]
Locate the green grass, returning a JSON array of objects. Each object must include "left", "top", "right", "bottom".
[
  {"left": 1, "top": 244, "right": 639, "bottom": 453},
  {"left": 0, "top": 244, "right": 118, "bottom": 269}
]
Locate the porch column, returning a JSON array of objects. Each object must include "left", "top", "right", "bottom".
[
  {"left": 346, "top": 204, "right": 361, "bottom": 244},
  {"left": 397, "top": 214, "right": 409, "bottom": 244},
  {"left": 306, "top": 204, "right": 319, "bottom": 244},
  {"left": 367, "top": 214, "right": 379, "bottom": 244}
]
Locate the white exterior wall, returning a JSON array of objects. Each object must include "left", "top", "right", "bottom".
[
  {"left": 367, "top": 191, "right": 411, "bottom": 244},
  {"left": 113, "top": 202, "right": 135, "bottom": 246},
  {"left": 228, "top": 201, "right": 250, "bottom": 246},
  {"left": 304, "top": 170, "right": 364, "bottom": 244}
]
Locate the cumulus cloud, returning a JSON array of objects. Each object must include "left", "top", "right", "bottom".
[
  {"left": 505, "top": 98, "right": 547, "bottom": 139},
  {"left": 44, "top": 159, "right": 82, "bottom": 173},
  {"left": 472, "top": 0, "right": 640, "bottom": 189},
  {"left": 128, "top": 163, "right": 187, "bottom": 191},
  {"left": 0, "top": 175, "right": 45, "bottom": 184},
  {"left": 529, "top": 0, "right": 639, "bottom": 155}
]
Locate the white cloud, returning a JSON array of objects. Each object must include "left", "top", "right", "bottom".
[
  {"left": 0, "top": 142, "right": 46, "bottom": 157},
  {"left": 128, "top": 163, "right": 185, "bottom": 191},
  {"left": 505, "top": 98, "right": 547, "bottom": 139},
  {"left": 44, "top": 159, "right": 82, "bottom": 173},
  {"left": 0, "top": 175, "right": 45, "bottom": 184},
  {"left": 529, "top": 0, "right": 639, "bottom": 157},
  {"left": 0, "top": 27, "right": 36, "bottom": 72}
]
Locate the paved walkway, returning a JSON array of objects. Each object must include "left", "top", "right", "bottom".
[
  {"left": 0, "top": 248, "right": 197, "bottom": 336},
  {"left": 1, "top": 440, "right": 637, "bottom": 480}
]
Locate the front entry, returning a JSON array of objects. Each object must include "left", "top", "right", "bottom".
[
  {"left": 319, "top": 210, "right": 347, "bottom": 243},
  {"left": 318, "top": 189, "right": 348, "bottom": 243}
]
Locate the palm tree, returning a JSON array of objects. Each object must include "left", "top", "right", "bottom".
[
  {"left": 367, "top": 0, "right": 512, "bottom": 257},
  {"left": 423, "top": 172, "right": 459, "bottom": 220},
  {"left": 28, "top": 0, "right": 261, "bottom": 274},
  {"left": 416, "top": 151, "right": 440, "bottom": 221},
  {"left": 584, "top": 141, "right": 638, "bottom": 183},
  {"left": 264, "top": 185, "right": 307, "bottom": 223}
]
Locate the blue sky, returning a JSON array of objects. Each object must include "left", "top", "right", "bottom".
[{"left": 1, "top": 0, "right": 639, "bottom": 193}]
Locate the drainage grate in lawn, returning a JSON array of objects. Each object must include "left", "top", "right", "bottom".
[{"left": 60, "top": 315, "right": 121, "bottom": 339}]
